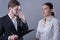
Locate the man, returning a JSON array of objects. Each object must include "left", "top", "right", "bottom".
[{"left": 0, "top": 0, "right": 29, "bottom": 40}]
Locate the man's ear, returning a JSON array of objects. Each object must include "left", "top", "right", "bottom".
[
  {"left": 9, "top": 7, "right": 13, "bottom": 11},
  {"left": 9, "top": 7, "right": 12, "bottom": 10}
]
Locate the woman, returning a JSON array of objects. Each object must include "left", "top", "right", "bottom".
[{"left": 36, "top": 2, "right": 60, "bottom": 40}]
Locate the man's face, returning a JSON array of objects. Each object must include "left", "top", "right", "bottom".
[{"left": 9, "top": 5, "right": 21, "bottom": 16}]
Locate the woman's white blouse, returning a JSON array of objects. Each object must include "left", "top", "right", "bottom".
[{"left": 36, "top": 16, "right": 60, "bottom": 40}]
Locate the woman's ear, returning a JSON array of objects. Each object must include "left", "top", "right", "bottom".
[
  {"left": 51, "top": 9, "right": 56, "bottom": 13},
  {"left": 51, "top": 9, "right": 54, "bottom": 12}
]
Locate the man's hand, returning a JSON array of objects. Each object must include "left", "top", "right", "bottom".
[
  {"left": 17, "top": 11, "right": 26, "bottom": 23},
  {"left": 17, "top": 11, "right": 25, "bottom": 20},
  {"left": 8, "top": 35, "right": 18, "bottom": 40}
]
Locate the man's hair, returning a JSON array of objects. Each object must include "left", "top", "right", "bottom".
[{"left": 8, "top": 0, "right": 20, "bottom": 8}]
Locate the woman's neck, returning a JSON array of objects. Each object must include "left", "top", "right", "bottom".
[{"left": 44, "top": 15, "right": 52, "bottom": 23}]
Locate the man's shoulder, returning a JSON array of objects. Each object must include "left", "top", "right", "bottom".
[{"left": 0, "top": 14, "right": 8, "bottom": 21}]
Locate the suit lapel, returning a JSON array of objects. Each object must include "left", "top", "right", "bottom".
[{"left": 5, "top": 15, "right": 17, "bottom": 34}]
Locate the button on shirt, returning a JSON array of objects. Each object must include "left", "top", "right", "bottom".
[{"left": 36, "top": 16, "right": 60, "bottom": 40}]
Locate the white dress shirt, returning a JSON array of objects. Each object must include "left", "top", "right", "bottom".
[{"left": 36, "top": 16, "right": 60, "bottom": 40}]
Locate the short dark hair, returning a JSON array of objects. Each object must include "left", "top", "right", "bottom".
[{"left": 8, "top": 0, "right": 20, "bottom": 8}]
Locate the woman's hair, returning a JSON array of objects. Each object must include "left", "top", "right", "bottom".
[
  {"left": 8, "top": 0, "right": 20, "bottom": 8},
  {"left": 43, "top": 2, "right": 55, "bottom": 16}
]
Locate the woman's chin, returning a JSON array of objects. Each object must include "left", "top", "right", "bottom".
[{"left": 43, "top": 15, "right": 46, "bottom": 17}]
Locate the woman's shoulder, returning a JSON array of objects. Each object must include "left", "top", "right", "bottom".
[{"left": 52, "top": 17, "right": 60, "bottom": 24}]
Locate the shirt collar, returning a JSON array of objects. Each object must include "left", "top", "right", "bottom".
[
  {"left": 42, "top": 16, "right": 54, "bottom": 22},
  {"left": 8, "top": 14, "right": 17, "bottom": 20}
]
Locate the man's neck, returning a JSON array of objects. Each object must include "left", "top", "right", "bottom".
[{"left": 8, "top": 12, "right": 16, "bottom": 19}]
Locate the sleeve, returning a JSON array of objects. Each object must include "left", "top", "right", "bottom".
[
  {"left": 36, "top": 22, "right": 40, "bottom": 39},
  {"left": 36, "top": 30, "right": 40, "bottom": 39},
  {"left": 17, "top": 16, "right": 29, "bottom": 31},
  {"left": 22, "top": 20, "right": 29, "bottom": 31},
  {"left": 18, "top": 20, "right": 29, "bottom": 38},
  {"left": 53, "top": 21, "right": 60, "bottom": 40},
  {"left": 0, "top": 20, "right": 8, "bottom": 40}
]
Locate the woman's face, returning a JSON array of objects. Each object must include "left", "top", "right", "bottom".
[{"left": 42, "top": 5, "right": 51, "bottom": 17}]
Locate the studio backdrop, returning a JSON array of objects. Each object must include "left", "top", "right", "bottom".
[{"left": 0, "top": 0, "right": 60, "bottom": 40}]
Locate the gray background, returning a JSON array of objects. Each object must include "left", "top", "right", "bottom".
[{"left": 0, "top": 0, "right": 60, "bottom": 40}]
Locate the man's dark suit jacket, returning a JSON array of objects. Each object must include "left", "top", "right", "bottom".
[{"left": 0, "top": 15, "right": 29, "bottom": 40}]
